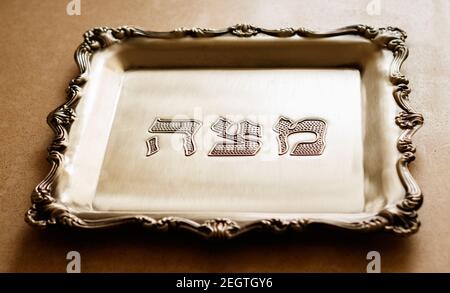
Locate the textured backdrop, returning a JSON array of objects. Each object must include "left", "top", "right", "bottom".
[{"left": 0, "top": 0, "right": 449, "bottom": 272}]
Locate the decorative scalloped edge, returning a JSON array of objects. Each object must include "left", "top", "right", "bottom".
[{"left": 25, "top": 24, "right": 423, "bottom": 239}]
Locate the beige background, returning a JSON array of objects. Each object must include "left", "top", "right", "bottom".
[{"left": 0, "top": 0, "right": 449, "bottom": 272}]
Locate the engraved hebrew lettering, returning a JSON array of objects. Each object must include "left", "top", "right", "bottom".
[
  {"left": 148, "top": 118, "right": 202, "bottom": 156},
  {"left": 273, "top": 116, "right": 327, "bottom": 156},
  {"left": 208, "top": 117, "right": 262, "bottom": 156},
  {"left": 145, "top": 136, "right": 159, "bottom": 157}
]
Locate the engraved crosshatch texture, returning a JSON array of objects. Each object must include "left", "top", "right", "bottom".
[
  {"left": 274, "top": 116, "right": 327, "bottom": 156},
  {"left": 149, "top": 118, "right": 202, "bottom": 156},
  {"left": 208, "top": 117, "right": 262, "bottom": 156},
  {"left": 145, "top": 136, "right": 159, "bottom": 157}
]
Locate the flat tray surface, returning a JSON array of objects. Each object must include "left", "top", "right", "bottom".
[{"left": 94, "top": 68, "right": 364, "bottom": 213}]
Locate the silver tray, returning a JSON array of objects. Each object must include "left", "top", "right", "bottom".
[{"left": 26, "top": 25, "right": 424, "bottom": 238}]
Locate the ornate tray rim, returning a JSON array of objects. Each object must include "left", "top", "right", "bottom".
[{"left": 26, "top": 24, "right": 424, "bottom": 239}]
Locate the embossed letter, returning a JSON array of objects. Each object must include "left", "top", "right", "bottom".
[
  {"left": 273, "top": 116, "right": 327, "bottom": 156},
  {"left": 208, "top": 117, "right": 262, "bottom": 156},
  {"left": 147, "top": 118, "right": 202, "bottom": 156}
]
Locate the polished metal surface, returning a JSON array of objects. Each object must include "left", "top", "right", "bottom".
[{"left": 26, "top": 25, "right": 424, "bottom": 238}]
